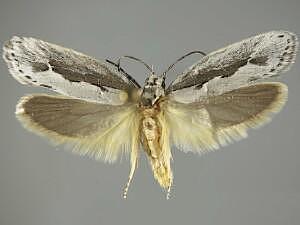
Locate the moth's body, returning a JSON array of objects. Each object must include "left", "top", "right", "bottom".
[
  {"left": 3, "top": 31, "right": 298, "bottom": 199},
  {"left": 138, "top": 75, "right": 172, "bottom": 189}
]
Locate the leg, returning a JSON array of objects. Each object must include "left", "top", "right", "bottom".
[
  {"left": 166, "top": 185, "right": 172, "bottom": 200},
  {"left": 123, "top": 139, "right": 139, "bottom": 199}
]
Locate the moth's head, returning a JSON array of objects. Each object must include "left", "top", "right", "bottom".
[{"left": 140, "top": 74, "right": 165, "bottom": 107}]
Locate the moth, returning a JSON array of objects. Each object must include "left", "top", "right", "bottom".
[{"left": 3, "top": 31, "right": 298, "bottom": 199}]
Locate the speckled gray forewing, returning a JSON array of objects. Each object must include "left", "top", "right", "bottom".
[
  {"left": 167, "top": 31, "right": 298, "bottom": 103},
  {"left": 3, "top": 36, "right": 140, "bottom": 105}
]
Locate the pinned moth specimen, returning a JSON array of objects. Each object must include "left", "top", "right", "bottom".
[{"left": 3, "top": 31, "right": 298, "bottom": 199}]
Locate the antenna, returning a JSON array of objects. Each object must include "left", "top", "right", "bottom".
[
  {"left": 162, "top": 50, "right": 206, "bottom": 79},
  {"left": 116, "top": 55, "right": 154, "bottom": 74}
]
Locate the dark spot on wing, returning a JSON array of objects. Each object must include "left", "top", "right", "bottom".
[
  {"left": 40, "top": 84, "right": 52, "bottom": 88},
  {"left": 248, "top": 76, "right": 259, "bottom": 82},
  {"left": 99, "top": 86, "right": 108, "bottom": 92},
  {"left": 25, "top": 75, "right": 32, "bottom": 80},
  {"left": 278, "top": 34, "right": 284, "bottom": 38},
  {"left": 32, "top": 62, "right": 49, "bottom": 72},
  {"left": 4, "top": 53, "right": 11, "bottom": 61},
  {"left": 248, "top": 56, "right": 269, "bottom": 66},
  {"left": 19, "top": 69, "right": 24, "bottom": 73},
  {"left": 281, "top": 51, "right": 294, "bottom": 62},
  {"left": 66, "top": 78, "right": 80, "bottom": 83},
  {"left": 253, "top": 41, "right": 259, "bottom": 47}
]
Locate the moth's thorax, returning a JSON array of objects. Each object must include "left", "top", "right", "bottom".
[{"left": 140, "top": 74, "right": 165, "bottom": 107}]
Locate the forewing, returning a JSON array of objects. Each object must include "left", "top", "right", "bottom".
[
  {"left": 167, "top": 31, "right": 297, "bottom": 103},
  {"left": 16, "top": 94, "right": 140, "bottom": 162},
  {"left": 164, "top": 83, "right": 287, "bottom": 153},
  {"left": 3, "top": 36, "right": 140, "bottom": 105}
]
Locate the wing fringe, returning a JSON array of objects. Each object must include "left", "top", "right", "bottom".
[{"left": 215, "top": 83, "right": 287, "bottom": 146}]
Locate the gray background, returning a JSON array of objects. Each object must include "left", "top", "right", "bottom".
[{"left": 0, "top": 0, "right": 299, "bottom": 225}]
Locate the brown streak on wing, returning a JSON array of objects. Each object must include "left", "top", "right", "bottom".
[
  {"left": 49, "top": 59, "right": 130, "bottom": 91},
  {"left": 170, "top": 57, "right": 250, "bottom": 91}
]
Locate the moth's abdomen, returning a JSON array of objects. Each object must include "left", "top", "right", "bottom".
[
  {"left": 140, "top": 107, "right": 172, "bottom": 188},
  {"left": 141, "top": 115, "right": 161, "bottom": 158}
]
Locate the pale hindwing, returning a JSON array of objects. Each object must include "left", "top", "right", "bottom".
[
  {"left": 168, "top": 31, "right": 297, "bottom": 103},
  {"left": 3, "top": 36, "right": 140, "bottom": 105},
  {"left": 16, "top": 94, "right": 140, "bottom": 162},
  {"left": 164, "top": 83, "right": 287, "bottom": 153}
]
